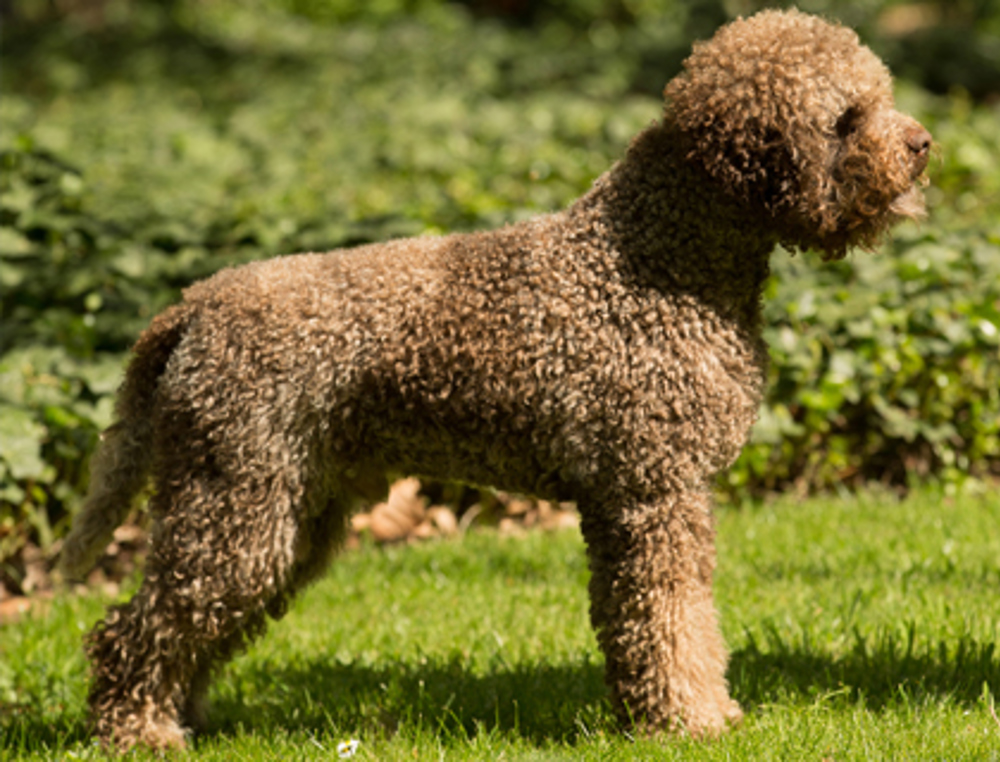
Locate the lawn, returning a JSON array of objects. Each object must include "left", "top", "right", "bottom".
[{"left": 3, "top": 486, "right": 1000, "bottom": 759}]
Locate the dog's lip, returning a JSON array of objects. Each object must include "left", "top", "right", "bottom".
[{"left": 910, "top": 152, "right": 930, "bottom": 180}]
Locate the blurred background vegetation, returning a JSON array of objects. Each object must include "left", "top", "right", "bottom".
[{"left": 1, "top": 0, "right": 999, "bottom": 589}]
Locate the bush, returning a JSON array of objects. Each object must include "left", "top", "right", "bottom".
[{"left": 728, "top": 228, "right": 1000, "bottom": 497}]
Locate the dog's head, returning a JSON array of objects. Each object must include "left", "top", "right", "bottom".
[{"left": 664, "top": 9, "right": 931, "bottom": 259}]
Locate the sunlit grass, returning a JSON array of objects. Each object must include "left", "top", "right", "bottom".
[{"left": 3, "top": 486, "right": 1000, "bottom": 759}]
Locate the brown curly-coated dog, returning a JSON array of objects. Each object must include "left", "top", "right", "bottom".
[{"left": 61, "top": 9, "right": 931, "bottom": 750}]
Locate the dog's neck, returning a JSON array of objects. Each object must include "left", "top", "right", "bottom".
[{"left": 569, "top": 120, "right": 779, "bottom": 332}]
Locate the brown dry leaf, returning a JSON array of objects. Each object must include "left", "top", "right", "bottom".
[
  {"left": 0, "top": 596, "right": 32, "bottom": 624},
  {"left": 349, "top": 479, "right": 578, "bottom": 545},
  {"left": 113, "top": 524, "right": 146, "bottom": 545},
  {"left": 350, "top": 513, "right": 373, "bottom": 533},
  {"left": 367, "top": 477, "right": 427, "bottom": 543},
  {"left": 16, "top": 543, "right": 50, "bottom": 595},
  {"left": 410, "top": 519, "right": 437, "bottom": 540},
  {"left": 427, "top": 506, "right": 458, "bottom": 535},
  {"left": 498, "top": 517, "right": 526, "bottom": 536},
  {"left": 503, "top": 496, "right": 533, "bottom": 516},
  {"left": 542, "top": 509, "right": 580, "bottom": 531}
]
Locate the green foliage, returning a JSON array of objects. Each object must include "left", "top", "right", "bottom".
[
  {"left": 729, "top": 227, "right": 1000, "bottom": 496},
  {"left": 4, "top": 489, "right": 1000, "bottom": 758},
  {"left": 1, "top": 0, "right": 999, "bottom": 564},
  {"left": 1, "top": 148, "right": 125, "bottom": 562}
]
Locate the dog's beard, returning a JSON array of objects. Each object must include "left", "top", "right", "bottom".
[
  {"left": 887, "top": 182, "right": 927, "bottom": 222},
  {"left": 804, "top": 180, "right": 926, "bottom": 261}
]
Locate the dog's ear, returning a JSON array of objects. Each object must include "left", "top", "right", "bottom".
[
  {"left": 660, "top": 13, "right": 843, "bottom": 226},
  {"left": 664, "top": 95, "right": 803, "bottom": 219}
]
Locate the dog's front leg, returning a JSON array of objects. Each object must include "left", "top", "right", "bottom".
[{"left": 579, "top": 488, "right": 741, "bottom": 737}]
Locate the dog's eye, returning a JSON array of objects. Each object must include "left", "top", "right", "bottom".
[{"left": 835, "top": 106, "right": 862, "bottom": 138}]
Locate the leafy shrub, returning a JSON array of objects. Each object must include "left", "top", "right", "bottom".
[
  {"left": 728, "top": 228, "right": 1000, "bottom": 498},
  {"left": 0, "top": 147, "right": 127, "bottom": 566}
]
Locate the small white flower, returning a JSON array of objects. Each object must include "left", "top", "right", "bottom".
[{"left": 337, "top": 739, "right": 360, "bottom": 759}]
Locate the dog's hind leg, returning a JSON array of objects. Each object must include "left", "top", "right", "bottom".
[
  {"left": 179, "top": 489, "right": 356, "bottom": 736},
  {"left": 84, "top": 453, "right": 339, "bottom": 751},
  {"left": 580, "top": 488, "right": 742, "bottom": 737}
]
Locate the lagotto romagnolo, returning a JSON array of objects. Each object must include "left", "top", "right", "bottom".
[{"left": 62, "top": 9, "right": 931, "bottom": 750}]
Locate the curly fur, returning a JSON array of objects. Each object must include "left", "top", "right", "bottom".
[{"left": 61, "top": 9, "right": 931, "bottom": 750}]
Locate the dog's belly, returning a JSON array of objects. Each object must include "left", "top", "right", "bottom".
[
  {"left": 328, "top": 373, "right": 583, "bottom": 501},
  {"left": 327, "top": 333, "right": 764, "bottom": 504}
]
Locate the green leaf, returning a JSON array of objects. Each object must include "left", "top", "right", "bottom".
[
  {"left": 0, "top": 227, "right": 34, "bottom": 256},
  {"left": 0, "top": 405, "right": 47, "bottom": 480}
]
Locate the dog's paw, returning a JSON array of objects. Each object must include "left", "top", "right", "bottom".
[{"left": 682, "top": 693, "right": 743, "bottom": 738}]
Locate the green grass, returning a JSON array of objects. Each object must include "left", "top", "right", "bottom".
[{"left": 3, "top": 486, "right": 1000, "bottom": 759}]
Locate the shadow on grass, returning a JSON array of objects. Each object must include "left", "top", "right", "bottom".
[
  {"left": 208, "top": 656, "right": 611, "bottom": 745},
  {"left": 204, "top": 627, "right": 1000, "bottom": 746},
  {"left": 730, "top": 624, "right": 1000, "bottom": 709}
]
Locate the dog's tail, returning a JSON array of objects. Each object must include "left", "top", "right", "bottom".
[{"left": 59, "top": 304, "right": 191, "bottom": 581}]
